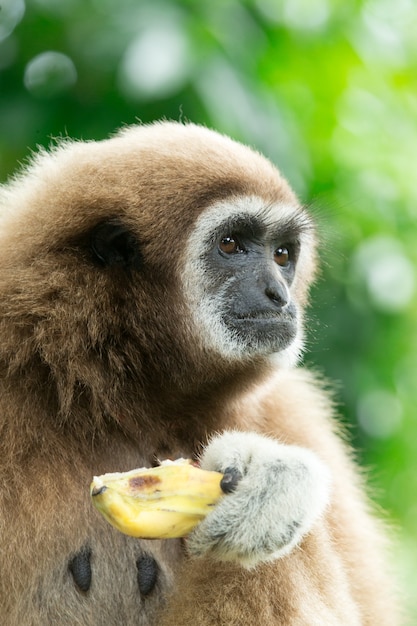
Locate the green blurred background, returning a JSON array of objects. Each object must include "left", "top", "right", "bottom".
[{"left": 1, "top": 0, "right": 416, "bottom": 619}]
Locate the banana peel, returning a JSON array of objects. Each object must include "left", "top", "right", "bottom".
[{"left": 90, "top": 459, "right": 224, "bottom": 539}]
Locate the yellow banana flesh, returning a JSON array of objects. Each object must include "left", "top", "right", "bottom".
[{"left": 90, "top": 459, "right": 224, "bottom": 539}]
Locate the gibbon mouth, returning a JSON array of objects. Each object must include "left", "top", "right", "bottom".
[
  {"left": 232, "top": 312, "right": 295, "bottom": 323},
  {"left": 228, "top": 315, "right": 298, "bottom": 353},
  {"left": 225, "top": 314, "right": 298, "bottom": 346}
]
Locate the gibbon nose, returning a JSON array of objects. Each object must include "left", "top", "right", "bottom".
[{"left": 264, "top": 280, "right": 290, "bottom": 309}]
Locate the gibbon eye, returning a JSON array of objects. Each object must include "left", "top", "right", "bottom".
[
  {"left": 219, "top": 235, "right": 244, "bottom": 255},
  {"left": 274, "top": 245, "right": 290, "bottom": 267}
]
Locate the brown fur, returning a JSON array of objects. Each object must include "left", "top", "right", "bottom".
[{"left": 0, "top": 122, "right": 399, "bottom": 624}]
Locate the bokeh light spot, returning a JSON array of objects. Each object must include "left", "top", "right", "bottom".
[
  {"left": 351, "top": 236, "right": 415, "bottom": 313},
  {"left": 118, "top": 23, "right": 190, "bottom": 101},
  {"left": 256, "top": 0, "right": 330, "bottom": 30},
  {"left": 24, "top": 51, "right": 77, "bottom": 98},
  {"left": 357, "top": 389, "right": 403, "bottom": 439},
  {"left": 0, "top": 0, "right": 25, "bottom": 42}
]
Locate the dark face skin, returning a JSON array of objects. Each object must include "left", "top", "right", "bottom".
[{"left": 205, "top": 213, "right": 302, "bottom": 354}]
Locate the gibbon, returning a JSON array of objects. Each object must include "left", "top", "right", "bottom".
[{"left": 0, "top": 122, "right": 399, "bottom": 625}]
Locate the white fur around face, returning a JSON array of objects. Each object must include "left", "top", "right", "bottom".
[
  {"left": 188, "top": 431, "right": 331, "bottom": 568},
  {"left": 181, "top": 195, "right": 312, "bottom": 367}
]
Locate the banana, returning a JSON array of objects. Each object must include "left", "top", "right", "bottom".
[{"left": 90, "top": 459, "right": 224, "bottom": 539}]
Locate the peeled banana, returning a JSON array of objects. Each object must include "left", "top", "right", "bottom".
[{"left": 90, "top": 459, "right": 224, "bottom": 539}]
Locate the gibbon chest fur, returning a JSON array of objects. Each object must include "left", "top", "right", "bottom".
[{"left": 0, "top": 122, "right": 399, "bottom": 625}]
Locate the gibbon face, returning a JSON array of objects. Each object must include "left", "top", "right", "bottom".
[
  {"left": 0, "top": 122, "right": 316, "bottom": 398},
  {"left": 182, "top": 195, "right": 315, "bottom": 365}
]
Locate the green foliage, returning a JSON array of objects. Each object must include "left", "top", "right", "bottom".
[{"left": 1, "top": 0, "right": 416, "bottom": 616}]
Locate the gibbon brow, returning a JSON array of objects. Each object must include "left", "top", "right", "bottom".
[
  {"left": 209, "top": 209, "right": 313, "bottom": 245},
  {"left": 260, "top": 204, "right": 314, "bottom": 238}
]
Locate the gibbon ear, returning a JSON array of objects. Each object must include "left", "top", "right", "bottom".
[{"left": 91, "top": 220, "right": 142, "bottom": 269}]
